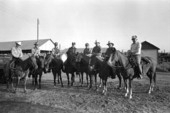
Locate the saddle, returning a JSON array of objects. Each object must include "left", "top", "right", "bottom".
[{"left": 141, "top": 57, "right": 151, "bottom": 64}]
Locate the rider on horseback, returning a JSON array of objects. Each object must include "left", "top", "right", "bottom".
[
  {"left": 31, "top": 42, "right": 41, "bottom": 58},
  {"left": 10, "top": 41, "right": 23, "bottom": 68},
  {"left": 105, "top": 41, "right": 116, "bottom": 61},
  {"left": 105, "top": 41, "right": 116, "bottom": 79},
  {"left": 52, "top": 42, "right": 60, "bottom": 59},
  {"left": 63, "top": 42, "right": 77, "bottom": 71},
  {"left": 129, "top": 35, "right": 143, "bottom": 79},
  {"left": 92, "top": 40, "right": 102, "bottom": 56},
  {"left": 83, "top": 43, "right": 92, "bottom": 56}
]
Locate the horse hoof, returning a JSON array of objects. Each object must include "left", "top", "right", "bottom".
[
  {"left": 129, "top": 96, "right": 132, "bottom": 99},
  {"left": 24, "top": 90, "right": 27, "bottom": 93}
]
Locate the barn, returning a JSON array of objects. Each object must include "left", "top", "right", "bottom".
[
  {"left": 141, "top": 41, "right": 160, "bottom": 63},
  {"left": 0, "top": 39, "right": 54, "bottom": 54}
]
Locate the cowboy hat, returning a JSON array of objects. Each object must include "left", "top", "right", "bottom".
[
  {"left": 107, "top": 41, "right": 114, "bottom": 46},
  {"left": 131, "top": 35, "right": 137, "bottom": 40},
  {"left": 72, "top": 42, "right": 76, "bottom": 45},
  {"left": 94, "top": 40, "right": 100, "bottom": 44},
  {"left": 16, "top": 41, "right": 22, "bottom": 46},
  {"left": 34, "top": 42, "right": 39, "bottom": 45}
]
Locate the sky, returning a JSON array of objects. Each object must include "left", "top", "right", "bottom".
[{"left": 0, "top": 0, "right": 170, "bottom": 52}]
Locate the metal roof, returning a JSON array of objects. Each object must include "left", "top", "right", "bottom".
[
  {"left": 142, "top": 41, "right": 160, "bottom": 50},
  {"left": 0, "top": 39, "right": 54, "bottom": 51}
]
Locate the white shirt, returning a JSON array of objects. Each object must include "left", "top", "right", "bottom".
[
  {"left": 11, "top": 47, "right": 23, "bottom": 58},
  {"left": 32, "top": 47, "right": 40, "bottom": 56},
  {"left": 130, "top": 42, "right": 142, "bottom": 55}
]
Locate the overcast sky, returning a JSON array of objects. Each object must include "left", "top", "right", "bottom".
[{"left": 0, "top": 0, "right": 170, "bottom": 52}]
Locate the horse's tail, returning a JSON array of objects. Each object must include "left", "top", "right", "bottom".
[{"left": 153, "top": 72, "right": 156, "bottom": 85}]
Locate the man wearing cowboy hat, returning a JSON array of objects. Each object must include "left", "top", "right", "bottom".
[
  {"left": 10, "top": 41, "right": 23, "bottom": 68},
  {"left": 66, "top": 42, "right": 77, "bottom": 56},
  {"left": 105, "top": 41, "right": 116, "bottom": 59},
  {"left": 31, "top": 42, "right": 41, "bottom": 58},
  {"left": 105, "top": 41, "right": 116, "bottom": 79},
  {"left": 52, "top": 42, "right": 60, "bottom": 58},
  {"left": 92, "top": 40, "right": 101, "bottom": 56},
  {"left": 129, "top": 35, "right": 143, "bottom": 79},
  {"left": 83, "top": 43, "right": 92, "bottom": 56}
]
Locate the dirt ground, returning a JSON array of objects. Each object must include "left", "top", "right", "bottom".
[{"left": 0, "top": 72, "right": 170, "bottom": 113}]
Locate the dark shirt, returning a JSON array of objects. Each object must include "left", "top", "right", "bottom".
[
  {"left": 92, "top": 46, "right": 101, "bottom": 54},
  {"left": 83, "top": 48, "right": 91, "bottom": 55},
  {"left": 105, "top": 47, "right": 115, "bottom": 57},
  {"left": 67, "top": 47, "right": 76, "bottom": 56}
]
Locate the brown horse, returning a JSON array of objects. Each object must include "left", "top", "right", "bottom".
[
  {"left": 90, "top": 54, "right": 123, "bottom": 95},
  {"left": 31, "top": 56, "right": 45, "bottom": 89},
  {"left": 107, "top": 50, "right": 157, "bottom": 99},
  {"left": 4, "top": 56, "right": 38, "bottom": 93},
  {"left": 44, "top": 54, "right": 64, "bottom": 87},
  {"left": 63, "top": 53, "right": 77, "bottom": 86},
  {"left": 75, "top": 53, "right": 92, "bottom": 87}
]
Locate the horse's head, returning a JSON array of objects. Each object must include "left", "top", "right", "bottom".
[
  {"left": 44, "top": 54, "right": 53, "bottom": 71},
  {"left": 29, "top": 55, "right": 38, "bottom": 70},
  {"left": 89, "top": 54, "right": 103, "bottom": 71},
  {"left": 107, "top": 50, "right": 119, "bottom": 67},
  {"left": 75, "top": 53, "right": 83, "bottom": 63},
  {"left": 38, "top": 56, "right": 45, "bottom": 69}
]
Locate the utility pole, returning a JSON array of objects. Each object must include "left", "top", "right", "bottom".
[{"left": 37, "top": 18, "right": 39, "bottom": 43}]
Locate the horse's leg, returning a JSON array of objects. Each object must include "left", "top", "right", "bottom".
[
  {"left": 95, "top": 74, "right": 98, "bottom": 89},
  {"left": 124, "top": 79, "right": 129, "bottom": 97},
  {"left": 59, "top": 71, "right": 63, "bottom": 87},
  {"left": 34, "top": 74, "right": 38, "bottom": 90},
  {"left": 152, "top": 72, "right": 157, "bottom": 92},
  {"left": 81, "top": 72, "right": 83, "bottom": 86},
  {"left": 103, "top": 79, "right": 108, "bottom": 95},
  {"left": 117, "top": 73, "right": 122, "bottom": 89},
  {"left": 15, "top": 77, "right": 20, "bottom": 93},
  {"left": 66, "top": 73, "right": 70, "bottom": 86},
  {"left": 86, "top": 73, "right": 89, "bottom": 86},
  {"left": 23, "top": 77, "right": 28, "bottom": 93},
  {"left": 89, "top": 74, "right": 92, "bottom": 89},
  {"left": 39, "top": 73, "right": 42, "bottom": 89},
  {"left": 71, "top": 73, "right": 74, "bottom": 86},
  {"left": 148, "top": 72, "right": 153, "bottom": 94},
  {"left": 53, "top": 71, "right": 56, "bottom": 87},
  {"left": 129, "top": 79, "right": 133, "bottom": 99}
]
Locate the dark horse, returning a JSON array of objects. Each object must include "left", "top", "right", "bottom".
[
  {"left": 75, "top": 53, "right": 91, "bottom": 87},
  {"left": 90, "top": 54, "right": 123, "bottom": 95},
  {"left": 4, "top": 56, "right": 38, "bottom": 93},
  {"left": 63, "top": 54, "right": 77, "bottom": 86},
  {"left": 45, "top": 54, "right": 64, "bottom": 87},
  {"left": 107, "top": 50, "right": 157, "bottom": 99},
  {"left": 31, "top": 56, "right": 45, "bottom": 89}
]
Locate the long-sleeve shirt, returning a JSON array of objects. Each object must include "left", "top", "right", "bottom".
[
  {"left": 105, "top": 47, "right": 115, "bottom": 57},
  {"left": 83, "top": 48, "right": 92, "bottom": 55},
  {"left": 11, "top": 47, "right": 23, "bottom": 58},
  {"left": 67, "top": 47, "right": 76, "bottom": 56},
  {"left": 130, "top": 42, "right": 141, "bottom": 55},
  {"left": 32, "top": 47, "right": 40, "bottom": 57},
  {"left": 92, "top": 46, "right": 101, "bottom": 54},
  {"left": 52, "top": 47, "right": 60, "bottom": 55}
]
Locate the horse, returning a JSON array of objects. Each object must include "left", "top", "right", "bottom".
[
  {"left": 89, "top": 54, "right": 123, "bottom": 95},
  {"left": 107, "top": 50, "right": 157, "bottom": 99},
  {"left": 75, "top": 53, "right": 91, "bottom": 87},
  {"left": 44, "top": 54, "right": 64, "bottom": 87},
  {"left": 31, "top": 56, "right": 45, "bottom": 89},
  {"left": 4, "top": 55, "right": 38, "bottom": 93},
  {"left": 63, "top": 53, "right": 77, "bottom": 86}
]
